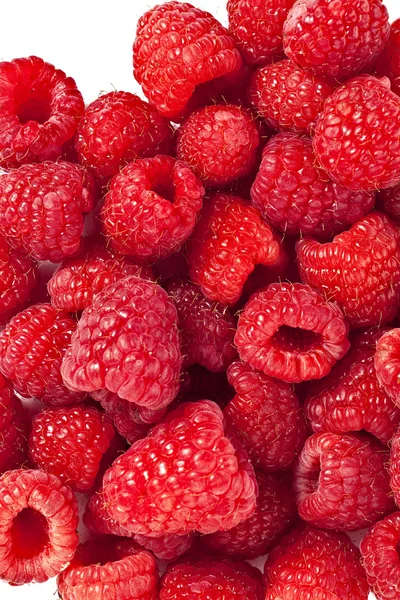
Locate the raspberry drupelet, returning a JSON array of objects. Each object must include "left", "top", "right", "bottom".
[
  {"left": 224, "top": 361, "right": 307, "bottom": 471},
  {"left": 102, "top": 155, "right": 204, "bottom": 262},
  {"left": 294, "top": 432, "right": 394, "bottom": 530},
  {"left": 0, "top": 375, "right": 28, "bottom": 473},
  {"left": 375, "top": 329, "right": 400, "bottom": 407},
  {"left": 0, "top": 56, "right": 84, "bottom": 168},
  {"left": 297, "top": 212, "right": 400, "bottom": 329},
  {"left": 264, "top": 525, "right": 369, "bottom": 600},
  {"left": 0, "top": 469, "right": 79, "bottom": 585},
  {"left": 375, "top": 18, "right": 400, "bottom": 96},
  {"left": 187, "top": 193, "right": 282, "bottom": 306}
]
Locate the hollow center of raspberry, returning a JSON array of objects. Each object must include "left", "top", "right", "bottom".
[
  {"left": 272, "top": 326, "right": 322, "bottom": 352},
  {"left": 152, "top": 180, "right": 176, "bottom": 202},
  {"left": 11, "top": 507, "right": 49, "bottom": 558},
  {"left": 16, "top": 90, "right": 51, "bottom": 124}
]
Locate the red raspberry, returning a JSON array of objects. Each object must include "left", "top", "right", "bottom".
[
  {"left": 376, "top": 19, "right": 400, "bottom": 96},
  {"left": 375, "top": 329, "right": 400, "bottom": 407},
  {"left": 28, "top": 405, "right": 116, "bottom": 493},
  {"left": 48, "top": 238, "right": 154, "bottom": 313},
  {"left": 227, "top": 0, "right": 295, "bottom": 65},
  {"left": 76, "top": 91, "right": 173, "bottom": 183},
  {"left": 294, "top": 432, "right": 394, "bottom": 530},
  {"left": 0, "top": 235, "right": 38, "bottom": 325},
  {"left": 176, "top": 104, "right": 259, "bottom": 187},
  {"left": 133, "top": 1, "right": 243, "bottom": 120},
  {"left": 313, "top": 76, "right": 400, "bottom": 191},
  {"left": 61, "top": 276, "right": 182, "bottom": 411},
  {"left": 0, "top": 375, "right": 28, "bottom": 473},
  {"left": 102, "top": 155, "right": 204, "bottom": 261},
  {"left": 360, "top": 512, "right": 400, "bottom": 600},
  {"left": 160, "top": 559, "right": 264, "bottom": 600},
  {"left": 249, "top": 60, "right": 334, "bottom": 134},
  {"left": 235, "top": 282, "right": 349, "bottom": 383},
  {"left": 0, "top": 56, "right": 84, "bottom": 168},
  {"left": 0, "top": 161, "right": 95, "bottom": 262},
  {"left": 0, "top": 469, "right": 78, "bottom": 584},
  {"left": 187, "top": 194, "right": 282, "bottom": 306},
  {"left": 166, "top": 278, "right": 237, "bottom": 373},
  {"left": 390, "top": 429, "right": 400, "bottom": 508},
  {"left": 224, "top": 360, "right": 307, "bottom": 471},
  {"left": 283, "top": 0, "right": 389, "bottom": 79},
  {"left": 305, "top": 329, "right": 400, "bottom": 444},
  {"left": 378, "top": 185, "right": 400, "bottom": 222},
  {"left": 101, "top": 401, "right": 257, "bottom": 537},
  {"left": 297, "top": 212, "right": 400, "bottom": 328},
  {"left": 57, "top": 538, "right": 158, "bottom": 600},
  {"left": 251, "top": 133, "right": 375, "bottom": 237},
  {"left": 134, "top": 533, "right": 194, "bottom": 562},
  {"left": 202, "top": 470, "right": 297, "bottom": 559},
  {"left": 0, "top": 303, "right": 83, "bottom": 406},
  {"left": 264, "top": 525, "right": 369, "bottom": 600}
]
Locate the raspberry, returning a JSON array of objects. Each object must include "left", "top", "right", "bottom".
[
  {"left": 0, "top": 161, "right": 95, "bottom": 262},
  {"left": 28, "top": 405, "right": 116, "bottom": 493},
  {"left": 250, "top": 133, "right": 375, "bottom": 237},
  {"left": 0, "top": 375, "right": 28, "bottom": 473},
  {"left": 101, "top": 401, "right": 257, "bottom": 537},
  {"left": 176, "top": 104, "right": 259, "bottom": 187},
  {"left": 305, "top": 329, "right": 400, "bottom": 444},
  {"left": 378, "top": 185, "right": 400, "bottom": 222},
  {"left": 264, "top": 525, "right": 369, "bottom": 600},
  {"left": 166, "top": 277, "right": 237, "bottom": 373},
  {"left": 202, "top": 470, "right": 297, "bottom": 559},
  {"left": 57, "top": 538, "right": 158, "bottom": 600},
  {"left": 160, "top": 559, "right": 264, "bottom": 600},
  {"left": 375, "top": 329, "right": 400, "bottom": 407},
  {"left": 249, "top": 60, "right": 334, "bottom": 134},
  {"left": 0, "top": 56, "right": 84, "bottom": 168},
  {"left": 224, "top": 361, "right": 307, "bottom": 471},
  {"left": 102, "top": 155, "right": 204, "bottom": 261},
  {"left": 297, "top": 212, "right": 400, "bottom": 328},
  {"left": 294, "top": 432, "right": 394, "bottom": 530},
  {"left": 133, "top": 1, "right": 243, "bottom": 120},
  {"left": 0, "top": 235, "right": 38, "bottom": 325},
  {"left": 76, "top": 91, "right": 173, "bottom": 183},
  {"left": 0, "top": 303, "right": 83, "bottom": 406},
  {"left": 187, "top": 194, "right": 282, "bottom": 306},
  {"left": 48, "top": 237, "right": 154, "bottom": 313},
  {"left": 283, "top": 0, "right": 390, "bottom": 79},
  {"left": 61, "top": 276, "right": 182, "bottom": 411},
  {"left": 235, "top": 282, "right": 349, "bottom": 383},
  {"left": 375, "top": 19, "right": 400, "bottom": 96},
  {"left": 134, "top": 533, "right": 194, "bottom": 562},
  {"left": 313, "top": 76, "right": 400, "bottom": 191},
  {"left": 0, "top": 469, "right": 78, "bottom": 585},
  {"left": 227, "top": 0, "right": 295, "bottom": 65},
  {"left": 360, "top": 512, "right": 400, "bottom": 600}
]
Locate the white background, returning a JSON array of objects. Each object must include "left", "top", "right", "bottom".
[{"left": 0, "top": 0, "right": 398, "bottom": 597}]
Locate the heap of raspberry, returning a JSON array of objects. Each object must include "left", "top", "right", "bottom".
[{"left": 0, "top": 375, "right": 28, "bottom": 473}]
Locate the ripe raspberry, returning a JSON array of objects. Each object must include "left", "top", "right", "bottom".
[
  {"left": 76, "top": 91, "right": 173, "bottom": 183},
  {"left": 251, "top": 133, "right": 375, "bottom": 237},
  {"left": 249, "top": 60, "right": 334, "bottom": 134},
  {"left": 160, "top": 559, "right": 264, "bottom": 600},
  {"left": 294, "top": 432, "right": 394, "bottom": 530},
  {"left": 283, "top": 0, "right": 389, "bottom": 79},
  {"left": 0, "top": 161, "right": 95, "bottom": 262},
  {"left": 0, "top": 235, "right": 38, "bottom": 325},
  {"left": 166, "top": 278, "right": 237, "bottom": 373},
  {"left": 375, "top": 19, "right": 400, "bottom": 96},
  {"left": 360, "top": 512, "right": 400, "bottom": 600},
  {"left": 101, "top": 401, "right": 257, "bottom": 537},
  {"left": 0, "top": 375, "right": 28, "bottom": 473},
  {"left": 134, "top": 533, "right": 194, "bottom": 562},
  {"left": 264, "top": 525, "right": 369, "bottom": 600},
  {"left": 0, "top": 56, "right": 84, "bottom": 168},
  {"left": 235, "top": 282, "right": 349, "bottom": 383},
  {"left": 305, "top": 329, "right": 400, "bottom": 444},
  {"left": 102, "top": 155, "right": 204, "bottom": 261},
  {"left": 224, "top": 361, "right": 307, "bottom": 471},
  {"left": 48, "top": 238, "right": 154, "bottom": 313},
  {"left": 0, "top": 469, "right": 78, "bottom": 585},
  {"left": 187, "top": 194, "right": 282, "bottom": 306},
  {"left": 133, "top": 1, "right": 243, "bottom": 120},
  {"left": 313, "top": 76, "right": 400, "bottom": 191},
  {"left": 176, "top": 104, "right": 259, "bottom": 187},
  {"left": 227, "top": 0, "right": 295, "bottom": 65},
  {"left": 378, "top": 185, "right": 400, "bottom": 222},
  {"left": 375, "top": 329, "right": 400, "bottom": 407},
  {"left": 57, "top": 538, "right": 158, "bottom": 600},
  {"left": 202, "top": 470, "right": 297, "bottom": 559},
  {"left": 0, "top": 303, "right": 83, "bottom": 405},
  {"left": 297, "top": 212, "right": 400, "bottom": 328},
  {"left": 61, "top": 276, "right": 182, "bottom": 411}
]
